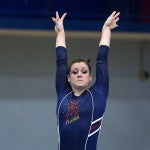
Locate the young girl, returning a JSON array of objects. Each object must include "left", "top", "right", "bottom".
[{"left": 52, "top": 11, "right": 120, "bottom": 150}]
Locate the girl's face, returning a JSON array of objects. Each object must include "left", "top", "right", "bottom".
[{"left": 68, "top": 62, "right": 92, "bottom": 90}]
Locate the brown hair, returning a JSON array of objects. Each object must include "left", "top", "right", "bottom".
[{"left": 68, "top": 58, "right": 91, "bottom": 74}]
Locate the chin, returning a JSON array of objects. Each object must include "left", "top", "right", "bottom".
[{"left": 75, "top": 84, "right": 88, "bottom": 89}]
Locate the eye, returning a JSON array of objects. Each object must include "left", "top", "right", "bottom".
[
  {"left": 71, "top": 70, "right": 78, "bottom": 74},
  {"left": 81, "top": 70, "right": 88, "bottom": 74}
]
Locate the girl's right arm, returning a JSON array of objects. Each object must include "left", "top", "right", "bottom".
[{"left": 52, "top": 11, "right": 69, "bottom": 96}]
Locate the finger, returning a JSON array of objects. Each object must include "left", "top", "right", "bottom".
[
  {"left": 116, "top": 17, "right": 119, "bottom": 22},
  {"left": 114, "top": 12, "right": 120, "bottom": 19},
  {"left": 107, "top": 11, "right": 116, "bottom": 21},
  {"left": 115, "top": 19, "right": 119, "bottom": 27},
  {"left": 110, "top": 11, "right": 116, "bottom": 17},
  {"left": 52, "top": 17, "right": 56, "bottom": 22},
  {"left": 61, "top": 13, "right": 67, "bottom": 21},
  {"left": 56, "top": 11, "right": 60, "bottom": 19}
]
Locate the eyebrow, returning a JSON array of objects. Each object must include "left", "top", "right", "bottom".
[{"left": 72, "top": 67, "right": 88, "bottom": 70}]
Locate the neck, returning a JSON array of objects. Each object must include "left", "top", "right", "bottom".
[{"left": 72, "top": 87, "right": 87, "bottom": 96}]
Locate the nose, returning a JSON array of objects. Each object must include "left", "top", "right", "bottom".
[{"left": 77, "top": 71, "right": 82, "bottom": 77}]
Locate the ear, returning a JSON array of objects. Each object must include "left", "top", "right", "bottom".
[
  {"left": 89, "top": 74, "right": 92, "bottom": 82},
  {"left": 67, "top": 75, "right": 71, "bottom": 82}
]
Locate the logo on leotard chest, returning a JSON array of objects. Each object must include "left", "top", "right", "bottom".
[{"left": 65, "top": 100, "right": 80, "bottom": 125}]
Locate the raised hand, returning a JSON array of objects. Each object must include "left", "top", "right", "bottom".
[
  {"left": 104, "top": 11, "right": 120, "bottom": 30},
  {"left": 52, "top": 11, "right": 67, "bottom": 33}
]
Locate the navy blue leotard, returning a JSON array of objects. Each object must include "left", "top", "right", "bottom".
[{"left": 55, "top": 45, "right": 109, "bottom": 150}]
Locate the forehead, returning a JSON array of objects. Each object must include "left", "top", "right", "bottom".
[{"left": 71, "top": 62, "right": 88, "bottom": 69}]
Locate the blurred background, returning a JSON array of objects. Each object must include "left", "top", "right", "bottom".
[
  {"left": 0, "top": 0, "right": 150, "bottom": 31},
  {"left": 0, "top": 0, "right": 150, "bottom": 150}
]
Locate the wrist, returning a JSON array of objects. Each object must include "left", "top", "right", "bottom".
[
  {"left": 102, "top": 25, "right": 111, "bottom": 31},
  {"left": 57, "top": 30, "right": 65, "bottom": 35}
]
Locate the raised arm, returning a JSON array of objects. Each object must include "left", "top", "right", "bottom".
[
  {"left": 52, "top": 11, "right": 70, "bottom": 97},
  {"left": 99, "top": 11, "right": 120, "bottom": 47},
  {"left": 52, "top": 11, "right": 67, "bottom": 48},
  {"left": 94, "top": 11, "right": 120, "bottom": 97}
]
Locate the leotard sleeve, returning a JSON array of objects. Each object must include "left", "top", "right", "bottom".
[
  {"left": 93, "top": 45, "right": 109, "bottom": 99},
  {"left": 55, "top": 46, "right": 70, "bottom": 98}
]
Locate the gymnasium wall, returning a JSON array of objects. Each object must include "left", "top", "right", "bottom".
[{"left": 0, "top": 30, "right": 150, "bottom": 150}]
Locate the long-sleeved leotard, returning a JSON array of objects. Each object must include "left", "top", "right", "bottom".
[{"left": 55, "top": 45, "right": 109, "bottom": 150}]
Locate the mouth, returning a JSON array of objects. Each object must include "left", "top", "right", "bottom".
[
  {"left": 76, "top": 80, "right": 83, "bottom": 82},
  {"left": 75, "top": 81, "right": 84, "bottom": 84}
]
